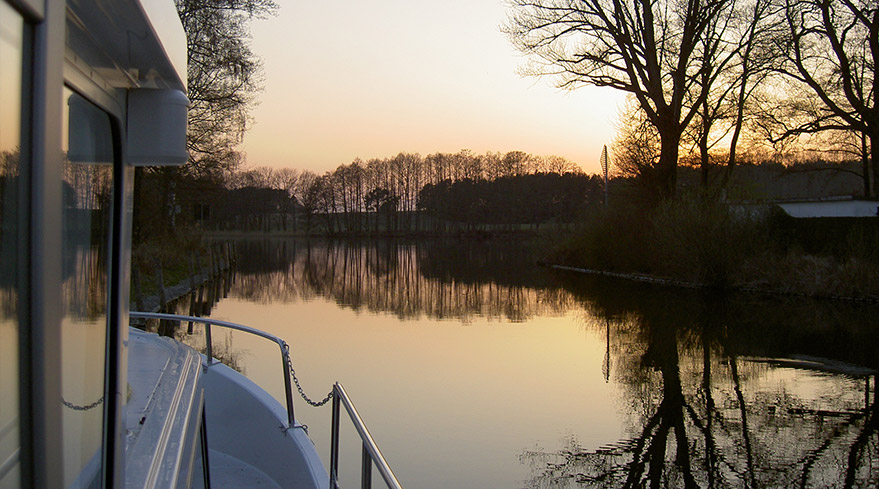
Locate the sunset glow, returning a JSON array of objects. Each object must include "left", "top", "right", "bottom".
[{"left": 241, "top": 0, "right": 625, "bottom": 175}]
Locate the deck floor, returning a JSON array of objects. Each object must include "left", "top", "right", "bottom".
[{"left": 209, "top": 450, "right": 282, "bottom": 489}]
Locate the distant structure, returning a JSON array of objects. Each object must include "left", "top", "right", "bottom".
[
  {"left": 732, "top": 196, "right": 879, "bottom": 219},
  {"left": 600, "top": 145, "right": 609, "bottom": 209},
  {"left": 776, "top": 198, "right": 879, "bottom": 218}
]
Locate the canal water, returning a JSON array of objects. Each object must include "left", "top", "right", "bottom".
[{"left": 158, "top": 238, "right": 879, "bottom": 488}]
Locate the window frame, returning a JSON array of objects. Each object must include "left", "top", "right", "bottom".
[{"left": 14, "top": 0, "right": 67, "bottom": 487}]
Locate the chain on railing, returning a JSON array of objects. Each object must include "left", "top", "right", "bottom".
[
  {"left": 131, "top": 311, "right": 302, "bottom": 427},
  {"left": 62, "top": 396, "right": 104, "bottom": 411},
  {"left": 282, "top": 342, "right": 333, "bottom": 407}
]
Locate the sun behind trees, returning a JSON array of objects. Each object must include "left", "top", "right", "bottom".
[{"left": 505, "top": 0, "right": 877, "bottom": 202}]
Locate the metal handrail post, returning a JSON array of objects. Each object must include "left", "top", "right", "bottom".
[
  {"left": 280, "top": 344, "right": 296, "bottom": 426},
  {"left": 332, "top": 383, "right": 402, "bottom": 489},
  {"left": 362, "top": 443, "right": 372, "bottom": 489},
  {"left": 330, "top": 393, "right": 341, "bottom": 489},
  {"left": 204, "top": 323, "right": 213, "bottom": 365}
]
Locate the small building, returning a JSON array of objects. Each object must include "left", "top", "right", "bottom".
[
  {"left": 732, "top": 197, "right": 879, "bottom": 219},
  {"left": 776, "top": 198, "right": 879, "bottom": 218}
]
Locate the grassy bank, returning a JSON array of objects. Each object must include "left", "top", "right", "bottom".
[
  {"left": 550, "top": 194, "right": 879, "bottom": 301},
  {"left": 131, "top": 229, "right": 234, "bottom": 310}
]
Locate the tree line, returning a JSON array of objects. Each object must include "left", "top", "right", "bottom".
[
  {"left": 136, "top": 146, "right": 868, "bottom": 236},
  {"left": 172, "top": 149, "right": 599, "bottom": 234}
]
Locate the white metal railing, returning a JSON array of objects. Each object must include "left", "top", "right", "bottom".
[
  {"left": 129, "top": 311, "right": 403, "bottom": 489},
  {"left": 330, "top": 383, "right": 402, "bottom": 489},
  {"left": 129, "top": 311, "right": 298, "bottom": 426}
]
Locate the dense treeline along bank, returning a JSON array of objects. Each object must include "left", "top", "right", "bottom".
[
  {"left": 501, "top": 0, "right": 879, "bottom": 299},
  {"left": 128, "top": 149, "right": 869, "bottom": 238},
  {"left": 135, "top": 149, "right": 602, "bottom": 236},
  {"left": 551, "top": 191, "right": 879, "bottom": 301}
]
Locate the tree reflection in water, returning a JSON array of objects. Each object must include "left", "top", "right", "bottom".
[
  {"left": 523, "top": 277, "right": 879, "bottom": 489},
  {"left": 229, "top": 239, "right": 574, "bottom": 322}
]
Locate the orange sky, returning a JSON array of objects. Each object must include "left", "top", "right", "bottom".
[{"left": 241, "top": 0, "right": 625, "bottom": 176}]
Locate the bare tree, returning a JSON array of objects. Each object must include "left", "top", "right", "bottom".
[
  {"left": 774, "top": 0, "right": 877, "bottom": 195},
  {"left": 294, "top": 171, "right": 322, "bottom": 234},
  {"left": 684, "top": 0, "right": 777, "bottom": 187},
  {"left": 134, "top": 0, "right": 277, "bottom": 239},
  {"left": 534, "top": 154, "right": 581, "bottom": 174},
  {"left": 177, "top": 0, "right": 278, "bottom": 178},
  {"left": 506, "top": 0, "right": 742, "bottom": 200},
  {"left": 612, "top": 98, "right": 662, "bottom": 182},
  {"left": 500, "top": 150, "right": 530, "bottom": 177}
]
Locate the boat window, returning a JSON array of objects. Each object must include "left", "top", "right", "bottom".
[
  {"left": 60, "top": 88, "right": 114, "bottom": 489},
  {"left": 0, "top": 3, "right": 23, "bottom": 487}
]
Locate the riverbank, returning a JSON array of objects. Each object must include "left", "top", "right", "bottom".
[
  {"left": 131, "top": 240, "right": 236, "bottom": 313},
  {"left": 548, "top": 196, "right": 879, "bottom": 303},
  {"left": 547, "top": 264, "right": 879, "bottom": 304}
]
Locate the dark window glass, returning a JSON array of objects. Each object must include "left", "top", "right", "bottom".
[{"left": 60, "top": 88, "right": 114, "bottom": 489}]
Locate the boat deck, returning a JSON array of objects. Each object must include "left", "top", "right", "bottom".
[{"left": 209, "top": 450, "right": 282, "bottom": 489}]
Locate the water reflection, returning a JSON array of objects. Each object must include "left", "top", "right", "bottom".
[
  {"left": 526, "top": 276, "right": 879, "bottom": 488},
  {"left": 231, "top": 239, "right": 576, "bottom": 322},
  {"left": 167, "top": 239, "right": 879, "bottom": 488}
]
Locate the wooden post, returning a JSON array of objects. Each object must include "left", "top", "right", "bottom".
[
  {"left": 195, "top": 255, "right": 205, "bottom": 315},
  {"left": 153, "top": 256, "right": 166, "bottom": 312},
  {"left": 132, "top": 264, "right": 145, "bottom": 312},
  {"left": 187, "top": 256, "right": 197, "bottom": 333}
]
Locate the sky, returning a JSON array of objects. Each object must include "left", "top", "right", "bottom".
[{"left": 241, "top": 0, "right": 626, "bottom": 176}]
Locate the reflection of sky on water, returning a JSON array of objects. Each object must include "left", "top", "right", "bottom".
[
  {"left": 161, "top": 239, "right": 879, "bottom": 488},
  {"left": 191, "top": 297, "right": 619, "bottom": 489}
]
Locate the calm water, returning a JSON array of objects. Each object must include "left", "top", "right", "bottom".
[{"left": 156, "top": 239, "right": 879, "bottom": 488}]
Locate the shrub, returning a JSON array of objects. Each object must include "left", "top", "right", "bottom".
[
  {"left": 648, "top": 192, "right": 767, "bottom": 287},
  {"left": 552, "top": 191, "right": 768, "bottom": 288},
  {"left": 551, "top": 192, "right": 878, "bottom": 298},
  {"left": 551, "top": 205, "right": 653, "bottom": 273}
]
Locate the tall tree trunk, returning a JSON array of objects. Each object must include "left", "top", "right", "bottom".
[
  {"left": 657, "top": 129, "right": 681, "bottom": 199},
  {"left": 699, "top": 122, "right": 710, "bottom": 187}
]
